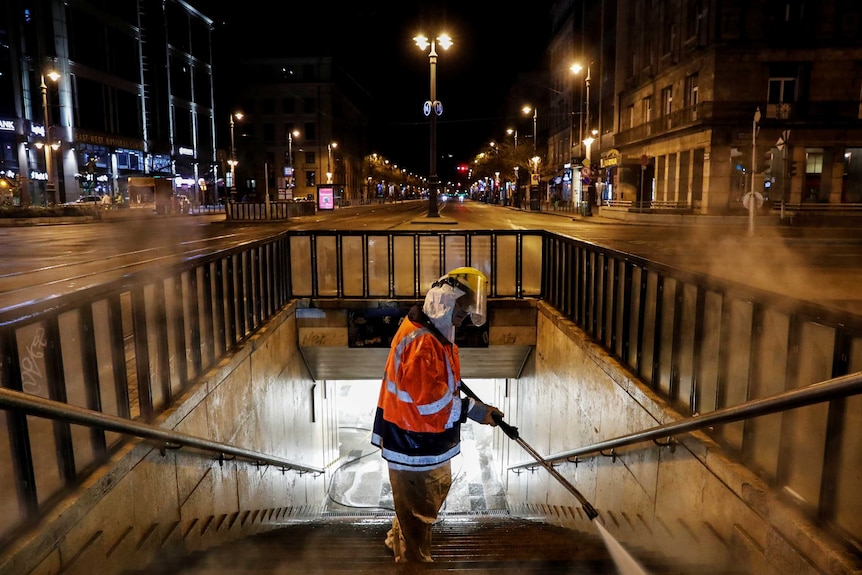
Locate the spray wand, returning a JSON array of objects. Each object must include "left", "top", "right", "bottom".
[{"left": 460, "top": 381, "right": 599, "bottom": 521}]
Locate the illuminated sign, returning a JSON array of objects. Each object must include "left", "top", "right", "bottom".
[
  {"left": 31, "top": 124, "right": 46, "bottom": 137},
  {"left": 0, "top": 119, "right": 14, "bottom": 131},
  {"left": 178, "top": 147, "right": 194, "bottom": 156},
  {"left": 318, "top": 186, "right": 334, "bottom": 210},
  {"left": 30, "top": 171, "right": 49, "bottom": 181}
]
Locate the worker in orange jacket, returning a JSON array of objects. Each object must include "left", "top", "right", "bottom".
[{"left": 371, "top": 266, "right": 504, "bottom": 563}]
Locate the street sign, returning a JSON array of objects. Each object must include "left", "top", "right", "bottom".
[{"left": 743, "top": 191, "right": 764, "bottom": 210}]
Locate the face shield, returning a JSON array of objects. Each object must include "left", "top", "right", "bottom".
[{"left": 445, "top": 267, "right": 488, "bottom": 327}]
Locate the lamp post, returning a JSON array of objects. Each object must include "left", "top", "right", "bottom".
[
  {"left": 507, "top": 127, "right": 518, "bottom": 148},
  {"left": 40, "top": 70, "right": 60, "bottom": 205},
  {"left": 522, "top": 105, "right": 537, "bottom": 155},
  {"left": 570, "top": 63, "right": 592, "bottom": 158},
  {"left": 287, "top": 129, "right": 299, "bottom": 197},
  {"left": 415, "top": 33, "right": 452, "bottom": 218},
  {"left": 229, "top": 111, "right": 243, "bottom": 201},
  {"left": 326, "top": 141, "right": 337, "bottom": 183},
  {"left": 747, "top": 107, "right": 762, "bottom": 237}
]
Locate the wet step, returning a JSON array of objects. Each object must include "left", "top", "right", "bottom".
[{"left": 125, "top": 514, "right": 740, "bottom": 575}]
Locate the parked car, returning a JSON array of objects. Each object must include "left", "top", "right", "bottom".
[{"left": 63, "top": 195, "right": 101, "bottom": 207}]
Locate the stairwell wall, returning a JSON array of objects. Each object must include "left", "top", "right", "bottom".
[
  {"left": 0, "top": 302, "right": 334, "bottom": 575},
  {"left": 497, "top": 301, "right": 858, "bottom": 575}
]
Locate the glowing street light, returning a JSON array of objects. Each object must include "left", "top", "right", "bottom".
[
  {"left": 229, "top": 111, "right": 243, "bottom": 200},
  {"left": 522, "top": 105, "right": 537, "bottom": 156},
  {"left": 326, "top": 141, "right": 337, "bottom": 183},
  {"left": 570, "top": 63, "right": 593, "bottom": 158},
  {"left": 414, "top": 32, "right": 452, "bottom": 218},
  {"left": 287, "top": 129, "right": 300, "bottom": 193}
]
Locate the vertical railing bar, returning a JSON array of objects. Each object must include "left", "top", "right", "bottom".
[
  {"left": 690, "top": 286, "right": 707, "bottom": 415},
  {"left": 224, "top": 256, "right": 237, "bottom": 349},
  {"left": 620, "top": 261, "right": 633, "bottom": 365},
  {"left": 1, "top": 328, "right": 39, "bottom": 518},
  {"left": 609, "top": 257, "right": 620, "bottom": 356},
  {"left": 650, "top": 275, "right": 665, "bottom": 387},
  {"left": 107, "top": 294, "right": 131, "bottom": 419},
  {"left": 635, "top": 267, "right": 648, "bottom": 377},
  {"left": 214, "top": 259, "right": 227, "bottom": 352},
  {"left": 130, "top": 285, "right": 154, "bottom": 419},
  {"left": 153, "top": 280, "right": 172, "bottom": 405},
  {"left": 599, "top": 254, "right": 610, "bottom": 345},
  {"left": 714, "top": 292, "right": 733, "bottom": 411},
  {"left": 260, "top": 243, "right": 271, "bottom": 319},
  {"left": 336, "top": 234, "right": 344, "bottom": 298},
  {"left": 819, "top": 328, "right": 852, "bottom": 523},
  {"left": 43, "top": 315, "right": 77, "bottom": 484},
  {"left": 188, "top": 266, "right": 203, "bottom": 377},
  {"left": 668, "top": 279, "right": 684, "bottom": 404},
  {"left": 172, "top": 274, "right": 189, "bottom": 391},
  {"left": 775, "top": 314, "right": 803, "bottom": 487},
  {"left": 309, "top": 234, "right": 319, "bottom": 299},
  {"left": 78, "top": 304, "right": 108, "bottom": 458},
  {"left": 741, "top": 303, "right": 765, "bottom": 463},
  {"left": 362, "top": 233, "right": 370, "bottom": 298}
]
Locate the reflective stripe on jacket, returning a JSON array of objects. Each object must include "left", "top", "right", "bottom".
[{"left": 371, "top": 306, "right": 465, "bottom": 469}]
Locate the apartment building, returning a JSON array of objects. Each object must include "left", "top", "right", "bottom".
[
  {"left": 0, "top": 0, "right": 216, "bottom": 206},
  {"left": 545, "top": 0, "right": 862, "bottom": 216}
]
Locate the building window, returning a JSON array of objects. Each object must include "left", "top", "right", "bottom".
[
  {"left": 305, "top": 151, "right": 316, "bottom": 164},
  {"left": 304, "top": 123, "right": 316, "bottom": 141},
  {"left": 261, "top": 98, "right": 274, "bottom": 114},
  {"left": 768, "top": 75, "right": 797, "bottom": 119},
  {"left": 642, "top": 97, "right": 652, "bottom": 124},
  {"left": 685, "top": 74, "right": 699, "bottom": 108},
  {"left": 685, "top": 0, "right": 703, "bottom": 39},
  {"left": 805, "top": 149, "right": 823, "bottom": 174},
  {"left": 303, "top": 98, "right": 315, "bottom": 113},
  {"left": 282, "top": 97, "right": 295, "bottom": 113},
  {"left": 263, "top": 123, "right": 274, "bottom": 142},
  {"left": 661, "top": 86, "right": 673, "bottom": 116},
  {"left": 626, "top": 104, "right": 635, "bottom": 129},
  {"left": 305, "top": 170, "right": 316, "bottom": 187}
]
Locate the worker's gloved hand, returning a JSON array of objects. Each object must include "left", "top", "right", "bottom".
[{"left": 482, "top": 406, "right": 505, "bottom": 426}]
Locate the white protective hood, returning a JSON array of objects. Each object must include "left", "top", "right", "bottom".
[{"left": 422, "top": 281, "right": 465, "bottom": 343}]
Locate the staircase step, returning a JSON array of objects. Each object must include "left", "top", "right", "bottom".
[{"left": 126, "top": 514, "right": 738, "bottom": 575}]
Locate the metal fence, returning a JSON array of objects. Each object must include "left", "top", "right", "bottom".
[
  {"left": 542, "top": 233, "right": 862, "bottom": 548},
  {"left": 0, "top": 228, "right": 860, "bottom": 551}
]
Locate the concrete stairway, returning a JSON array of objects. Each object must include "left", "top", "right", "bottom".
[{"left": 126, "top": 513, "right": 736, "bottom": 575}]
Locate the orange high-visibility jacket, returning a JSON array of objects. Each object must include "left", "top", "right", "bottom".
[{"left": 371, "top": 306, "right": 467, "bottom": 470}]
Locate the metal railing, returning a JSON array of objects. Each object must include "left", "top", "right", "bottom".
[
  {"left": 0, "top": 229, "right": 542, "bottom": 549},
  {"left": 1, "top": 227, "right": 861, "bottom": 552},
  {"left": 510, "top": 371, "right": 862, "bottom": 466},
  {"left": 541, "top": 232, "right": 862, "bottom": 548},
  {"left": 0, "top": 387, "right": 322, "bottom": 474}
]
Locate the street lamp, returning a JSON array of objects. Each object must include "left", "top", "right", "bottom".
[
  {"left": 570, "top": 63, "right": 592, "bottom": 158},
  {"left": 287, "top": 129, "right": 299, "bottom": 195},
  {"left": 229, "top": 111, "right": 243, "bottom": 200},
  {"left": 522, "top": 105, "right": 537, "bottom": 156},
  {"left": 326, "top": 141, "right": 337, "bottom": 183},
  {"left": 40, "top": 70, "right": 60, "bottom": 205},
  {"left": 414, "top": 32, "right": 452, "bottom": 218},
  {"left": 506, "top": 127, "right": 518, "bottom": 148}
]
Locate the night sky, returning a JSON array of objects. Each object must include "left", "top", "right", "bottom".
[{"left": 203, "top": 1, "right": 554, "bottom": 179}]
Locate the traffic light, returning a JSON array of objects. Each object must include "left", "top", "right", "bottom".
[
  {"left": 762, "top": 150, "right": 773, "bottom": 175},
  {"left": 788, "top": 161, "right": 799, "bottom": 178}
]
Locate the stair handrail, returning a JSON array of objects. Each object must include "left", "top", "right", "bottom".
[
  {"left": 509, "top": 370, "right": 862, "bottom": 470},
  {"left": 0, "top": 387, "right": 324, "bottom": 475}
]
